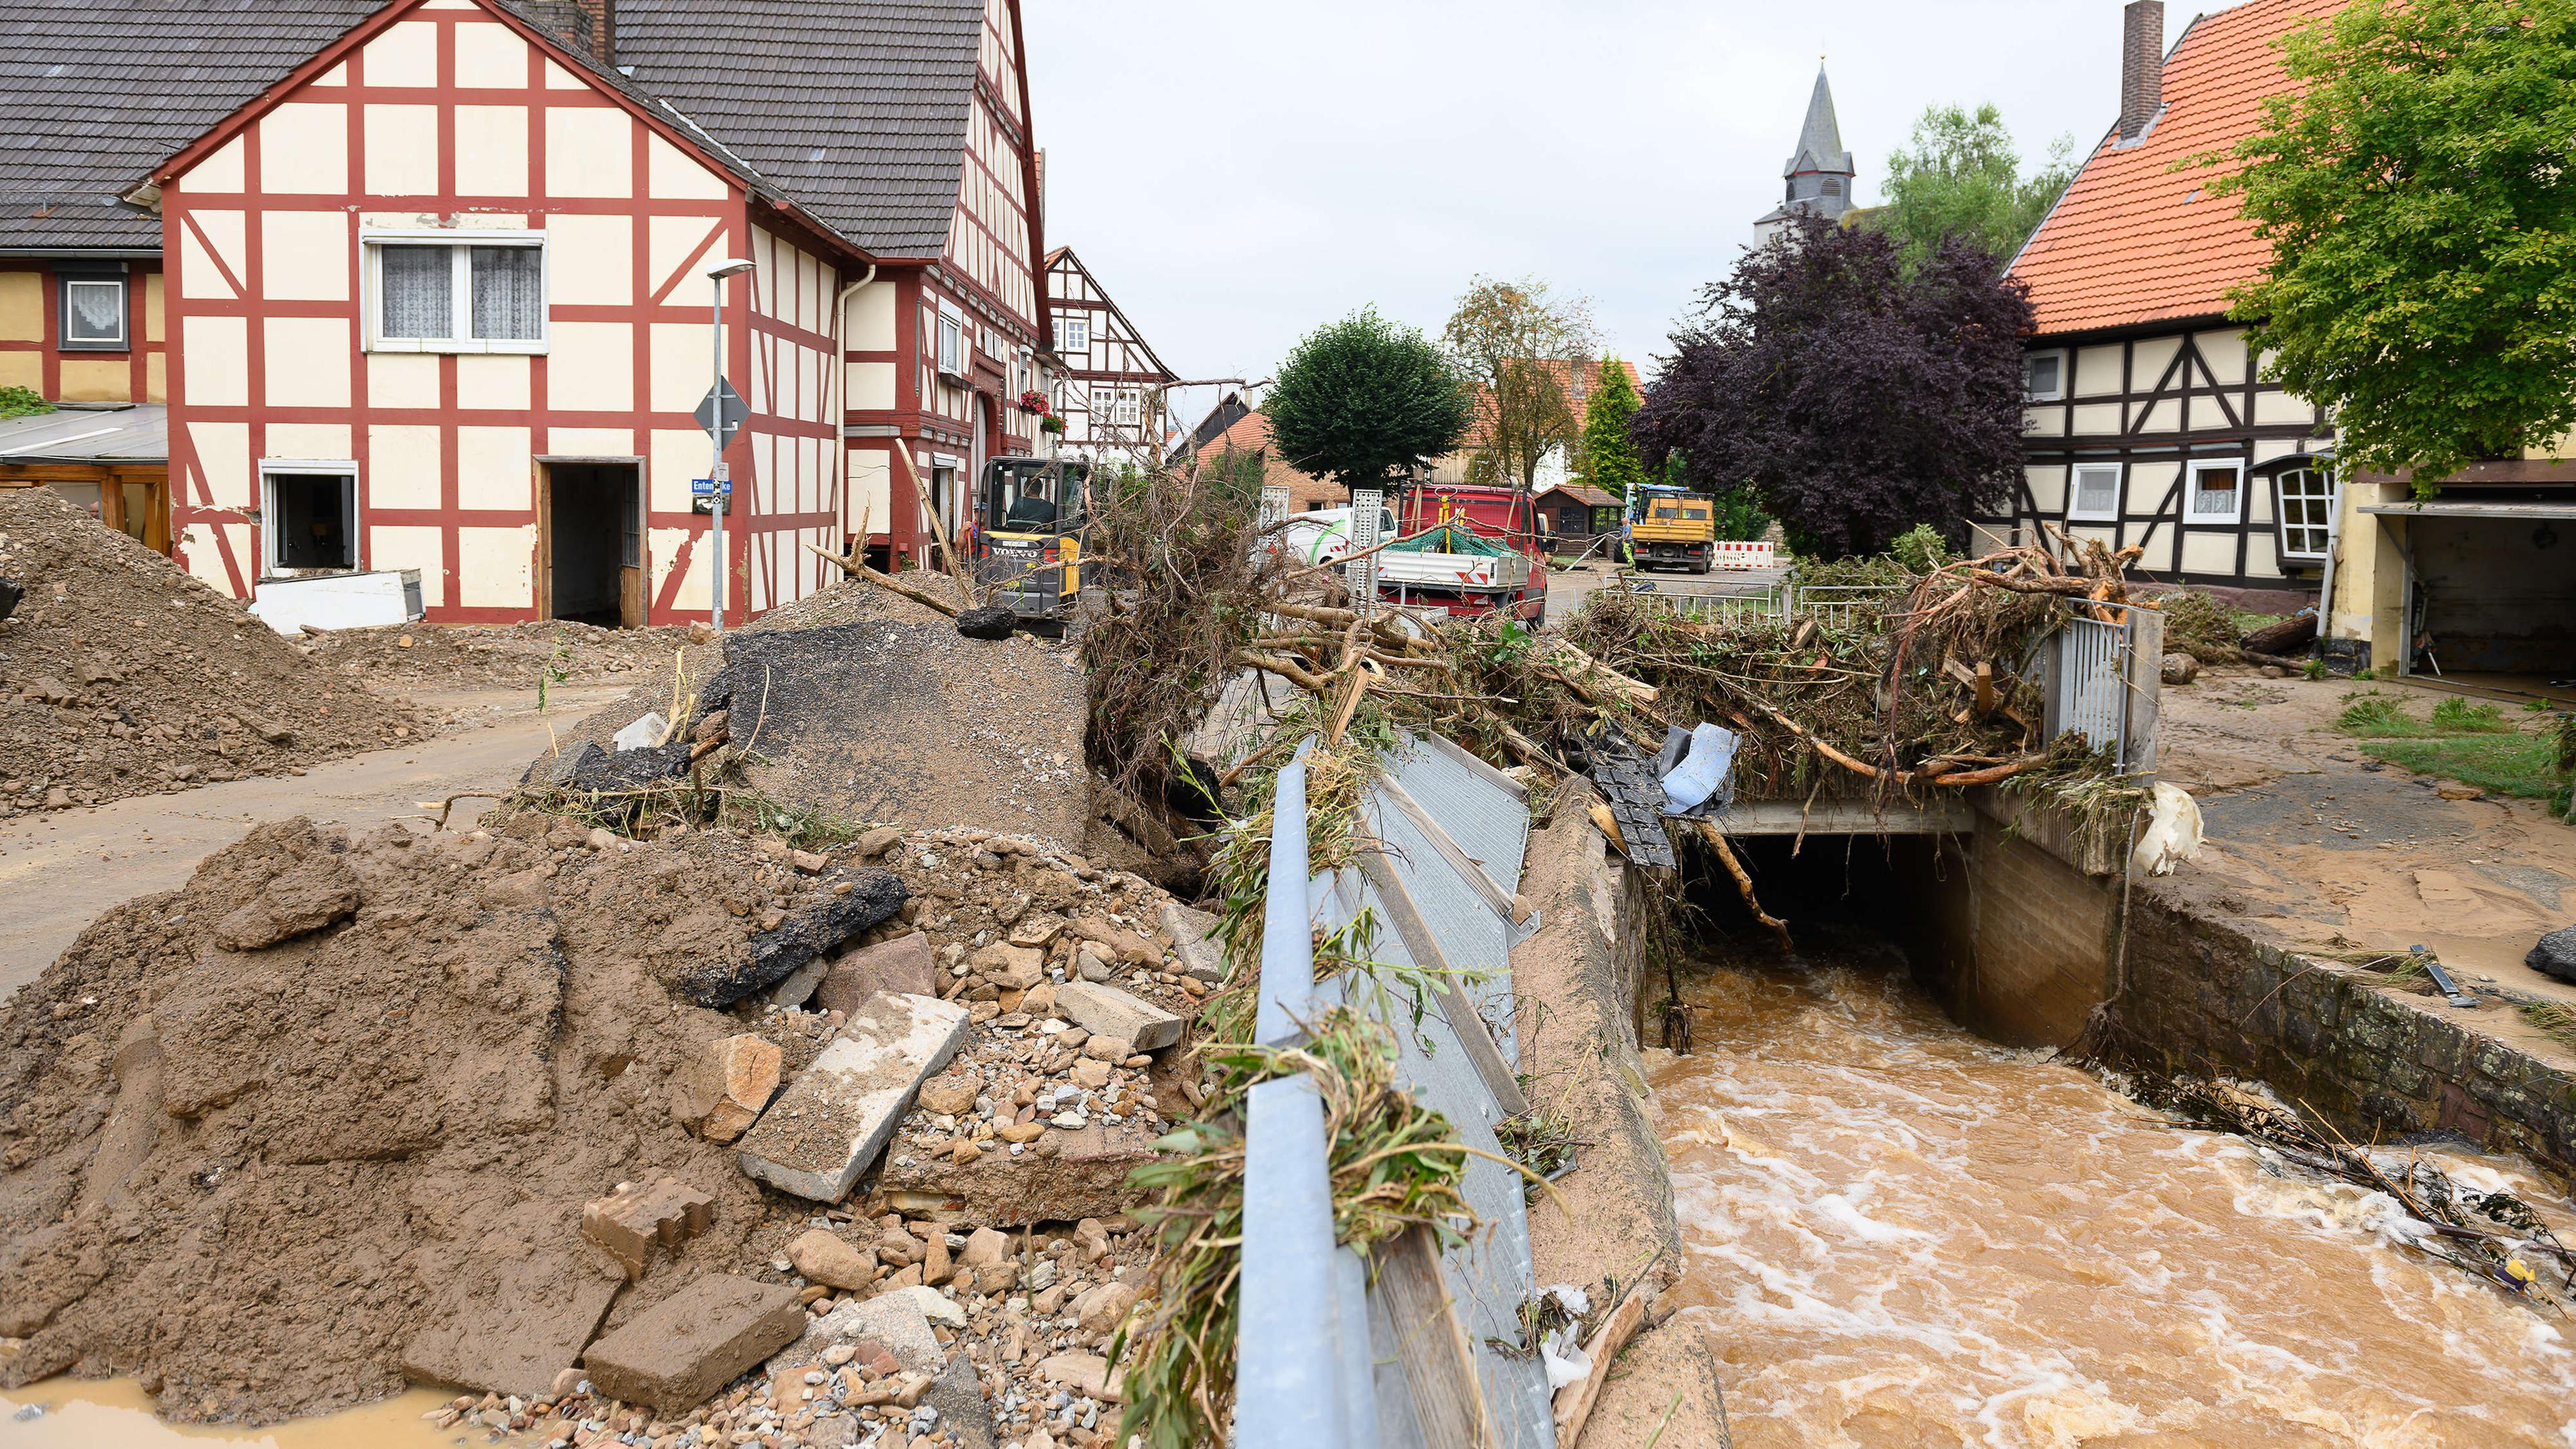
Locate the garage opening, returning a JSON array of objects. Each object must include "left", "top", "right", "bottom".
[
  {"left": 262, "top": 468, "right": 356, "bottom": 574},
  {"left": 2377, "top": 500, "right": 2576, "bottom": 702},
  {"left": 545, "top": 461, "right": 643, "bottom": 627}
]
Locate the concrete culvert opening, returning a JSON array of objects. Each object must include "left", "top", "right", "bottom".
[{"left": 1644, "top": 821, "right": 2576, "bottom": 1440}]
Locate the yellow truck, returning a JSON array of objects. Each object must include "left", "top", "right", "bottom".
[{"left": 1627, "top": 486, "right": 1716, "bottom": 573}]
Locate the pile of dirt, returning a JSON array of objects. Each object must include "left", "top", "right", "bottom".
[
  {"left": 0, "top": 811, "right": 901, "bottom": 1423},
  {"left": 0, "top": 803, "right": 1214, "bottom": 1432},
  {"left": 535, "top": 574, "right": 1112, "bottom": 861},
  {"left": 0, "top": 488, "right": 422, "bottom": 815},
  {"left": 307, "top": 619, "right": 704, "bottom": 692}
]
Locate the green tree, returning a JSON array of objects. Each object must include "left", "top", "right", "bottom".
[
  {"left": 1267, "top": 308, "right": 1471, "bottom": 493},
  {"left": 1440, "top": 275, "right": 1597, "bottom": 494},
  {"left": 1874, "top": 103, "right": 2074, "bottom": 266},
  {"left": 2210, "top": 0, "right": 2576, "bottom": 490},
  {"left": 1576, "top": 358, "right": 1646, "bottom": 500}
]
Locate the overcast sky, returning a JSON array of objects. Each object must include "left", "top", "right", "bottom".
[{"left": 1025, "top": 0, "right": 2196, "bottom": 419}]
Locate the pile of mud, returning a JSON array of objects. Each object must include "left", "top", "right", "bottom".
[
  {"left": 0, "top": 488, "right": 421, "bottom": 814},
  {"left": 308, "top": 619, "right": 703, "bottom": 691},
  {"left": 537, "top": 576, "right": 1107, "bottom": 859},
  {"left": 0, "top": 812, "right": 904, "bottom": 1424}
]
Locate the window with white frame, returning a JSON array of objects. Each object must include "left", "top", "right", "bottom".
[
  {"left": 936, "top": 309, "right": 964, "bottom": 376},
  {"left": 2025, "top": 350, "right": 2065, "bottom": 401},
  {"left": 2275, "top": 467, "right": 2333, "bottom": 559},
  {"left": 1115, "top": 389, "right": 1140, "bottom": 425},
  {"left": 260, "top": 464, "right": 358, "bottom": 574},
  {"left": 1058, "top": 315, "right": 1088, "bottom": 352},
  {"left": 2068, "top": 462, "right": 2122, "bottom": 522},
  {"left": 1089, "top": 386, "right": 1114, "bottom": 420},
  {"left": 2187, "top": 460, "right": 2244, "bottom": 522},
  {"left": 366, "top": 233, "right": 544, "bottom": 352},
  {"left": 57, "top": 272, "right": 128, "bottom": 350}
]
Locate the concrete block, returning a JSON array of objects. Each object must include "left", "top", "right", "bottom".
[
  {"left": 582, "top": 1275, "right": 805, "bottom": 1414},
  {"left": 736, "top": 991, "right": 970, "bottom": 1201},
  {"left": 402, "top": 1254, "right": 620, "bottom": 1400},
  {"left": 582, "top": 1177, "right": 716, "bottom": 1279},
  {"left": 775, "top": 1285, "right": 944, "bottom": 1375},
  {"left": 1054, "top": 981, "right": 1182, "bottom": 1051},
  {"left": 1160, "top": 902, "right": 1225, "bottom": 983},
  {"left": 816, "top": 930, "right": 936, "bottom": 1016},
  {"left": 670, "top": 1034, "right": 782, "bottom": 1144}
]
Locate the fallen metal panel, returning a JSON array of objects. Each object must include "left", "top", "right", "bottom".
[
  {"left": 1394, "top": 735, "right": 1532, "bottom": 889},
  {"left": 1319, "top": 869, "right": 1555, "bottom": 1449},
  {"left": 1364, "top": 797, "right": 1523, "bottom": 1071}
]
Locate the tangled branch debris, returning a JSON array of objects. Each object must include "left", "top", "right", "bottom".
[{"left": 2141, "top": 1075, "right": 2575, "bottom": 1311}]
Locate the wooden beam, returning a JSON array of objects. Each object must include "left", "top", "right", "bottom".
[
  {"left": 1372, "top": 1226, "right": 1496, "bottom": 1449},
  {"left": 1552, "top": 1285, "right": 1648, "bottom": 1448}
]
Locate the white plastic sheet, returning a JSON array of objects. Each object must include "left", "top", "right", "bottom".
[
  {"left": 1658, "top": 722, "right": 1740, "bottom": 816},
  {"left": 2131, "top": 782, "right": 2204, "bottom": 876}
]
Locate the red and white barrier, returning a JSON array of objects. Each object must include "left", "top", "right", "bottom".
[{"left": 1713, "top": 540, "right": 1776, "bottom": 569}]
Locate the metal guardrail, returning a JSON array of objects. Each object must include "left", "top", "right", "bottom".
[
  {"left": 2043, "top": 598, "right": 2161, "bottom": 771},
  {"left": 1238, "top": 743, "right": 1373, "bottom": 1448},
  {"left": 1233, "top": 735, "right": 1554, "bottom": 1449},
  {"left": 1644, "top": 579, "right": 1907, "bottom": 629}
]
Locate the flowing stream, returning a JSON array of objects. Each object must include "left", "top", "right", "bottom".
[{"left": 1653, "top": 933, "right": 2576, "bottom": 1448}]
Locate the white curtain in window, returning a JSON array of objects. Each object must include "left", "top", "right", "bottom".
[
  {"left": 381, "top": 246, "right": 453, "bottom": 339},
  {"left": 470, "top": 246, "right": 543, "bottom": 341},
  {"left": 64, "top": 280, "right": 124, "bottom": 343}
]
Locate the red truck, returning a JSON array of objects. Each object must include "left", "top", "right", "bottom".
[{"left": 1376, "top": 484, "right": 1549, "bottom": 621}]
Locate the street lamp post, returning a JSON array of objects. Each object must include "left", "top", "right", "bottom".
[{"left": 705, "top": 257, "right": 755, "bottom": 633}]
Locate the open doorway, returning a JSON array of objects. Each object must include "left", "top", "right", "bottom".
[{"left": 543, "top": 461, "right": 643, "bottom": 627}]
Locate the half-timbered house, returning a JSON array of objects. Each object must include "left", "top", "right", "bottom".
[
  {"left": 1043, "top": 246, "right": 1176, "bottom": 468},
  {"left": 1985, "top": 0, "right": 2337, "bottom": 607},
  {"left": 14, "top": 0, "right": 1046, "bottom": 625}
]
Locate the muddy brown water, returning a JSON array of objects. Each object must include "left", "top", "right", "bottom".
[{"left": 1654, "top": 935, "right": 2576, "bottom": 1447}]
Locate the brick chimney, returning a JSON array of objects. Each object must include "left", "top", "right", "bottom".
[
  {"left": 2119, "top": 1, "right": 2165, "bottom": 143},
  {"left": 576, "top": 0, "right": 612, "bottom": 64}
]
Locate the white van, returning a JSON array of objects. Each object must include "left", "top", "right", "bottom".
[{"left": 1256, "top": 504, "right": 1400, "bottom": 570}]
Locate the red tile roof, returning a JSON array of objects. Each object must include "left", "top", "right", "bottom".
[{"left": 2011, "top": 0, "right": 2340, "bottom": 337}]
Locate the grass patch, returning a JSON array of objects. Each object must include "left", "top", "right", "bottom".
[
  {"left": 2336, "top": 694, "right": 2428, "bottom": 737},
  {"left": 2518, "top": 1001, "right": 2576, "bottom": 1051},
  {"left": 2429, "top": 696, "right": 2512, "bottom": 733},
  {"left": 2358, "top": 733, "right": 2562, "bottom": 799}
]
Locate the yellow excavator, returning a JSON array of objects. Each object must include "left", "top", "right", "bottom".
[{"left": 971, "top": 456, "right": 1093, "bottom": 628}]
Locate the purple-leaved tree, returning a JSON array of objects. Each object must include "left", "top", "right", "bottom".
[{"left": 1631, "top": 217, "right": 2034, "bottom": 559}]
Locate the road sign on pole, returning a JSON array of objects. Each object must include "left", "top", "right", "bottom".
[{"left": 694, "top": 380, "right": 748, "bottom": 451}]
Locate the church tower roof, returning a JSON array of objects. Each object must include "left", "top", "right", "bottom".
[{"left": 1783, "top": 64, "right": 1854, "bottom": 179}]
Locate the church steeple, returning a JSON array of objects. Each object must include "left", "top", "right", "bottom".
[{"left": 1756, "top": 62, "right": 1860, "bottom": 237}]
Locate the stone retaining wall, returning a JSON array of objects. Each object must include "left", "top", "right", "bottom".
[{"left": 2116, "top": 885, "right": 2576, "bottom": 1183}]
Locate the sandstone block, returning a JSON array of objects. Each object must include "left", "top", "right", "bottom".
[
  {"left": 1081, "top": 1034, "right": 1134, "bottom": 1063},
  {"left": 879, "top": 1120, "right": 1158, "bottom": 1226},
  {"left": 736, "top": 992, "right": 970, "bottom": 1201},
  {"left": 582, "top": 1177, "right": 716, "bottom": 1279},
  {"left": 1069, "top": 1280, "right": 1140, "bottom": 1334},
  {"left": 817, "top": 931, "right": 936, "bottom": 1015},
  {"left": 959, "top": 1227, "right": 1012, "bottom": 1269},
  {"left": 671, "top": 1034, "right": 783, "bottom": 1144},
  {"left": 1009, "top": 914, "right": 1065, "bottom": 949},
  {"left": 1038, "top": 1352, "right": 1122, "bottom": 1403},
  {"left": 971, "top": 943, "right": 1044, "bottom": 991},
  {"left": 854, "top": 826, "right": 904, "bottom": 858},
  {"left": 789, "top": 1229, "right": 883, "bottom": 1291},
  {"left": 582, "top": 1275, "right": 806, "bottom": 1414},
  {"left": 1054, "top": 982, "right": 1181, "bottom": 1052},
  {"left": 917, "top": 1071, "right": 978, "bottom": 1117}
]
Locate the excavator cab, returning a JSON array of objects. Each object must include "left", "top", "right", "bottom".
[{"left": 974, "top": 456, "right": 1091, "bottom": 625}]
